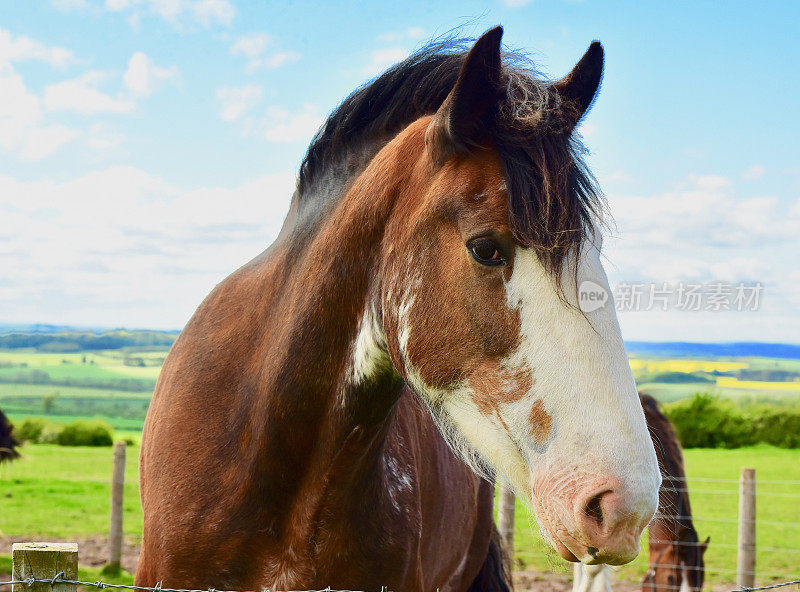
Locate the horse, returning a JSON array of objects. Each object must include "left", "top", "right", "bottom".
[
  {"left": 0, "top": 408, "right": 20, "bottom": 463},
  {"left": 572, "top": 395, "right": 708, "bottom": 592},
  {"left": 136, "top": 27, "right": 661, "bottom": 592},
  {"left": 640, "top": 394, "right": 708, "bottom": 592}
]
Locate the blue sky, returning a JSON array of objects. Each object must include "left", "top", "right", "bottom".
[{"left": 1, "top": 0, "right": 799, "bottom": 341}]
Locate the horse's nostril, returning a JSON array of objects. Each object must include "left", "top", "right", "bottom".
[{"left": 584, "top": 491, "right": 605, "bottom": 525}]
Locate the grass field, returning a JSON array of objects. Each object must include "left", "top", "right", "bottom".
[
  {"left": 2, "top": 443, "right": 798, "bottom": 588},
  {"left": 0, "top": 444, "right": 142, "bottom": 542}
]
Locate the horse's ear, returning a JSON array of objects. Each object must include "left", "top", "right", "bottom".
[
  {"left": 700, "top": 536, "right": 710, "bottom": 555},
  {"left": 426, "top": 26, "right": 503, "bottom": 163},
  {"left": 553, "top": 41, "right": 604, "bottom": 131}
]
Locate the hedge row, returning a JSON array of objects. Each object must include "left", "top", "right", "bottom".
[
  {"left": 14, "top": 417, "right": 114, "bottom": 446},
  {"left": 661, "top": 393, "right": 800, "bottom": 449}
]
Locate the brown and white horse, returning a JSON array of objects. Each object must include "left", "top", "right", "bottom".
[
  {"left": 641, "top": 395, "right": 708, "bottom": 592},
  {"left": 136, "top": 27, "right": 660, "bottom": 592},
  {"left": 573, "top": 395, "right": 707, "bottom": 592}
]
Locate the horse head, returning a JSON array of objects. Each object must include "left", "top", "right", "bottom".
[
  {"left": 361, "top": 27, "right": 661, "bottom": 564},
  {"left": 643, "top": 530, "right": 709, "bottom": 592}
]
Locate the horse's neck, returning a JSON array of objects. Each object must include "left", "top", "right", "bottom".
[{"left": 242, "top": 144, "right": 410, "bottom": 536}]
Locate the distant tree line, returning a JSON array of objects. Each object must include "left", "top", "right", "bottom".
[{"left": 0, "top": 329, "right": 178, "bottom": 352}]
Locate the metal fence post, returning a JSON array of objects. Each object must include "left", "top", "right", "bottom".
[
  {"left": 497, "top": 482, "right": 515, "bottom": 556},
  {"left": 737, "top": 467, "right": 756, "bottom": 588},
  {"left": 108, "top": 441, "right": 126, "bottom": 573},
  {"left": 12, "top": 542, "right": 77, "bottom": 592}
]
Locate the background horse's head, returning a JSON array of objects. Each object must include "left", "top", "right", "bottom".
[
  {"left": 346, "top": 27, "right": 661, "bottom": 564},
  {"left": 643, "top": 530, "right": 709, "bottom": 592}
]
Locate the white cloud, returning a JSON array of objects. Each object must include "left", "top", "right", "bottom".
[
  {"left": 0, "top": 167, "right": 293, "bottom": 328},
  {"left": 0, "top": 66, "right": 79, "bottom": 160},
  {"left": 215, "top": 84, "right": 262, "bottom": 122},
  {"left": 105, "top": 0, "right": 134, "bottom": 9},
  {"left": 0, "top": 28, "right": 77, "bottom": 68},
  {"left": 85, "top": 122, "right": 125, "bottom": 150},
  {"left": 741, "top": 164, "right": 766, "bottom": 181},
  {"left": 123, "top": 51, "right": 178, "bottom": 97},
  {"left": 363, "top": 47, "right": 409, "bottom": 76},
  {"left": 190, "top": 0, "right": 235, "bottom": 27},
  {"left": 231, "top": 32, "right": 270, "bottom": 59},
  {"left": 19, "top": 123, "right": 80, "bottom": 160},
  {"left": 255, "top": 51, "right": 301, "bottom": 70},
  {"left": 103, "top": 0, "right": 235, "bottom": 29},
  {"left": 230, "top": 33, "right": 300, "bottom": 73},
  {"left": 259, "top": 104, "right": 323, "bottom": 143},
  {"left": 608, "top": 174, "right": 800, "bottom": 254},
  {"left": 601, "top": 171, "right": 800, "bottom": 339},
  {"left": 601, "top": 170, "right": 634, "bottom": 185},
  {"left": 51, "top": 0, "right": 90, "bottom": 11},
  {"left": 44, "top": 71, "right": 137, "bottom": 115},
  {"left": 602, "top": 174, "right": 800, "bottom": 341}
]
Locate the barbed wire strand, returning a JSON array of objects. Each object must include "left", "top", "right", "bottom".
[
  {"left": 660, "top": 487, "right": 800, "bottom": 499},
  {"left": 5, "top": 574, "right": 799, "bottom": 592}
]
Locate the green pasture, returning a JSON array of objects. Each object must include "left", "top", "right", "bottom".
[
  {"left": 6, "top": 412, "right": 145, "bottom": 431},
  {"left": 0, "top": 384, "right": 152, "bottom": 400},
  {"left": 636, "top": 381, "right": 800, "bottom": 403},
  {"left": 1, "top": 444, "right": 798, "bottom": 588},
  {"left": 0, "top": 350, "right": 163, "bottom": 381},
  {"left": 0, "top": 444, "right": 142, "bottom": 543},
  {"left": 0, "top": 383, "right": 150, "bottom": 430}
]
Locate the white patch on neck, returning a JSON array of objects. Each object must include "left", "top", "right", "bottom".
[{"left": 347, "top": 301, "right": 391, "bottom": 386}]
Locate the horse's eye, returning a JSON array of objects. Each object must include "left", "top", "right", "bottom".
[{"left": 468, "top": 238, "right": 505, "bottom": 266}]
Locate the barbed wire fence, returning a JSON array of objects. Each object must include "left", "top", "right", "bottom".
[{"left": 0, "top": 544, "right": 798, "bottom": 592}]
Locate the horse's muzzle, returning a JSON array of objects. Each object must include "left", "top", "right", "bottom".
[{"left": 536, "top": 475, "right": 658, "bottom": 566}]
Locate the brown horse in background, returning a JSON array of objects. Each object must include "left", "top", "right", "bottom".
[
  {"left": 573, "top": 395, "right": 707, "bottom": 592},
  {"left": 641, "top": 395, "right": 708, "bottom": 592},
  {"left": 0, "top": 408, "right": 19, "bottom": 463},
  {"left": 137, "top": 27, "right": 661, "bottom": 592}
]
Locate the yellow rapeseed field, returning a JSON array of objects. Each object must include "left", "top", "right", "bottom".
[
  {"left": 628, "top": 358, "right": 748, "bottom": 373},
  {"left": 716, "top": 376, "right": 800, "bottom": 391}
]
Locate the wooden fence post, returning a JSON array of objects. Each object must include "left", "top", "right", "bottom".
[
  {"left": 108, "top": 441, "right": 126, "bottom": 573},
  {"left": 497, "top": 482, "right": 515, "bottom": 556},
  {"left": 12, "top": 542, "right": 77, "bottom": 592},
  {"left": 737, "top": 467, "right": 756, "bottom": 588}
]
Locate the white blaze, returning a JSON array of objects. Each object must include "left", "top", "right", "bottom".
[{"left": 503, "top": 240, "right": 659, "bottom": 498}]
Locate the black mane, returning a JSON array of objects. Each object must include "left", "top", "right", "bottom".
[
  {"left": 298, "top": 39, "right": 604, "bottom": 280},
  {"left": 298, "top": 43, "right": 466, "bottom": 196}
]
